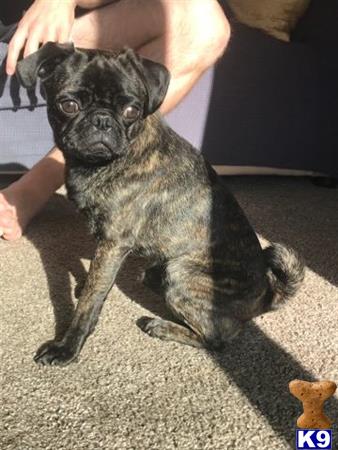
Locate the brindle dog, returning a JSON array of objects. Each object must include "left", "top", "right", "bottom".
[{"left": 16, "top": 43, "right": 304, "bottom": 366}]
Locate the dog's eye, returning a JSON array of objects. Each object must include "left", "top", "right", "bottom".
[
  {"left": 123, "top": 105, "right": 140, "bottom": 121},
  {"left": 59, "top": 100, "right": 79, "bottom": 115}
]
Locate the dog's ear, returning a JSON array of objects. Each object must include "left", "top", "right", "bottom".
[
  {"left": 138, "top": 56, "right": 170, "bottom": 115},
  {"left": 16, "top": 42, "right": 75, "bottom": 88},
  {"left": 118, "top": 49, "right": 171, "bottom": 115}
]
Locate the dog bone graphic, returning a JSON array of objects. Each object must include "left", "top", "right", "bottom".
[{"left": 289, "top": 379, "right": 337, "bottom": 429}]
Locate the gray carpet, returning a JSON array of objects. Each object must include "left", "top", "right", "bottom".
[{"left": 1, "top": 176, "right": 337, "bottom": 450}]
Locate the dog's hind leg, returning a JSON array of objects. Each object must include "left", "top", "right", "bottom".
[
  {"left": 138, "top": 259, "right": 245, "bottom": 349},
  {"left": 137, "top": 316, "right": 203, "bottom": 348},
  {"left": 137, "top": 290, "right": 242, "bottom": 350},
  {"left": 138, "top": 296, "right": 242, "bottom": 352},
  {"left": 154, "top": 263, "right": 244, "bottom": 350},
  {"left": 166, "top": 293, "right": 243, "bottom": 350}
]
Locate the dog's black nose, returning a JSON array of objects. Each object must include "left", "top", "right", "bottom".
[{"left": 91, "top": 112, "right": 113, "bottom": 131}]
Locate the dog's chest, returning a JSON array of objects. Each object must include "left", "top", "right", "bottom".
[{"left": 65, "top": 167, "right": 161, "bottom": 243}]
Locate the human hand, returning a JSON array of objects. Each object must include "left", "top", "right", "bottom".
[{"left": 6, "top": 0, "right": 76, "bottom": 76}]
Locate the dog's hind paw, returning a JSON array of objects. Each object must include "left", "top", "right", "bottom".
[{"left": 137, "top": 316, "right": 169, "bottom": 340}]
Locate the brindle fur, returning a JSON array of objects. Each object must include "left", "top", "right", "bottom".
[{"left": 17, "top": 45, "right": 305, "bottom": 366}]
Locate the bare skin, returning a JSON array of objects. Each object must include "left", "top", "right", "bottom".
[{"left": 0, "top": 0, "right": 230, "bottom": 240}]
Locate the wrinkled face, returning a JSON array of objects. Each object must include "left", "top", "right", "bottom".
[
  {"left": 16, "top": 44, "right": 170, "bottom": 165},
  {"left": 46, "top": 52, "right": 149, "bottom": 164}
]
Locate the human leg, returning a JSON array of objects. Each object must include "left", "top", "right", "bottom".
[{"left": 0, "top": 147, "right": 64, "bottom": 239}]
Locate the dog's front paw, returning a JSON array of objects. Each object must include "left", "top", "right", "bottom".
[{"left": 34, "top": 340, "right": 77, "bottom": 366}]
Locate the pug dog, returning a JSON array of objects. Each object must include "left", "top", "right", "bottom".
[{"left": 16, "top": 43, "right": 304, "bottom": 366}]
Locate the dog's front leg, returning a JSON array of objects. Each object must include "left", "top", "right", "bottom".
[{"left": 34, "top": 241, "right": 130, "bottom": 366}]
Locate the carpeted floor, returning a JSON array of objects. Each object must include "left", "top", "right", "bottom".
[{"left": 1, "top": 175, "right": 337, "bottom": 450}]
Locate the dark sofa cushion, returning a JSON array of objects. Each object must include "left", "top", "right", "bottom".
[{"left": 199, "top": 0, "right": 338, "bottom": 176}]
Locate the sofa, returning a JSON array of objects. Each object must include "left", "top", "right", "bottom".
[{"left": 167, "top": 0, "right": 338, "bottom": 177}]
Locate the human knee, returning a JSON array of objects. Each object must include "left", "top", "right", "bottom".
[{"left": 189, "top": 0, "right": 230, "bottom": 68}]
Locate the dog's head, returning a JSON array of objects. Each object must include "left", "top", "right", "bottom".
[{"left": 16, "top": 43, "right": 170, "bottom": 165}]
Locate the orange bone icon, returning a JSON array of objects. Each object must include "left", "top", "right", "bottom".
[{"left": 289, "top": 379, "right": 337, "bottom": 429}]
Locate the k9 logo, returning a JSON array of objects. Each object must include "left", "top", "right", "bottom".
[{"left": 296, "top": 429, "right": 332, "bottom": 449}]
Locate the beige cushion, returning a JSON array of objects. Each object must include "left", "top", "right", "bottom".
[{"left": 227, "top": 0, "right": 311, "bottom": 41}]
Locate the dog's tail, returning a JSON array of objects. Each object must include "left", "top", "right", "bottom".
[{"left": 263, "top": 243, "right": 305, "bottom": 308}]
